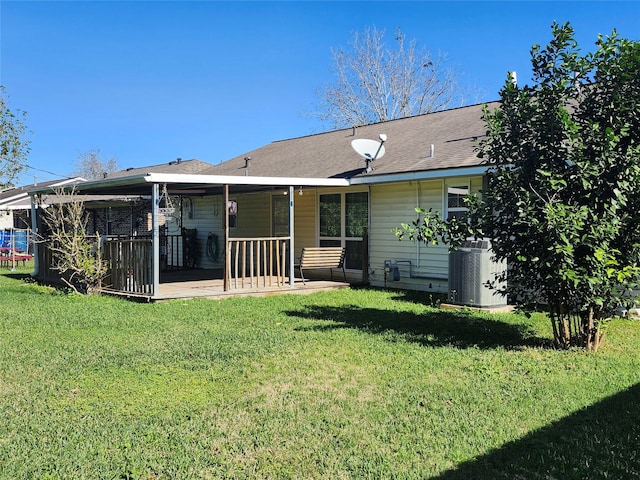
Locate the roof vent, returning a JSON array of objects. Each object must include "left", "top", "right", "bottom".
[{"left": 429, "top": 144, "right": 435, "bottom": 158}]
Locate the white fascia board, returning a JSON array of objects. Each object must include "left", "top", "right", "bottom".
[
  {"left": 144, "top": 173, "right": 351, "bottom": 187},
  {"left": 29, "top": 175, "right": 149, "bottom": 195},
  {"left": 2, "top": 205, "right": 31, "bottom": 211},
  {"left": 51, "top": 177, "right": 87, "bottom": 186},
  {"left": 0, "top": 196, "right": 41, "bottom": 211},
  {"left": 22, "top": 177, "right": 87, "bottom": 196},
  {"left": 0, "top": 192, "right": 28, "bottom": 206},
  {"left": 348, "top": 166, "right": 489, "bottom": 185}
]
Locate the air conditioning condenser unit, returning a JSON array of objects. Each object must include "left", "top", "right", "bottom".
[{"left": 448, "top": 239, "right": 507, "bottom": 308}]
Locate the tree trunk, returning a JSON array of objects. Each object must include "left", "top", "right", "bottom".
[{"left": 549, "top": 304, "right": 605, "bottom": 351}]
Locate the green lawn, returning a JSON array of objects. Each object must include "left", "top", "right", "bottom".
[{"left": 1, "top": 265, "right": 639, "bottom": 479}]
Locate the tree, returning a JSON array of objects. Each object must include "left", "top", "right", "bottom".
[
  {"left": 38, "top": 187, "right": 107, "bottom": 294},
  {"left": 314, "top": 26, "right": 466, "bottom": 129},
  {"left": 73, "top": 149, "right": 119, "bottom": 180},
  {"left": 0, "top": 86, "right": 31, "bottom": 189},
  {"left": 398, "top": 23, "right": 640, "bottom": 351}
]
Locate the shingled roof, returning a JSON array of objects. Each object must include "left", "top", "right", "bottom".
[
  {"left": 0, "top": 177, "right": 86, "bottom": 209},
  {"left": 0, "top": 178, "right": 84, "bottom": 202},
  {"left": 106, "top": 158, "right": 214, "bottom": 179},
  {"left": 204, "top": 101, "right": 498, "bottom": 179}
]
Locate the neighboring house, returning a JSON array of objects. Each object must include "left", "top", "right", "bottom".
[
  {"left": 29, "top": 102, "right": 500, "bottom": 301},
  {"left": 0, "top": 177, "right": 86, "bottom": 231}
]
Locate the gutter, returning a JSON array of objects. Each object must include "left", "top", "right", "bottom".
[{"left": 349, "top": 166, "right": 489, "bottom": 185}]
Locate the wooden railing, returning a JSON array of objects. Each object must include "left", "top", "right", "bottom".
[
  {"left": 37, "top": 239, "right": 96, "bottom": 285},
  {"left": 38, "top": 235, "right": 293, "bottom": 296},
  {"left": 37, "top": 241, "right": 56, "bottom": 281},
  {"left": 103, "top": 238, "right": 153, "bottom": 294},
  {"left": 226, "top": 237, "right": 290, "bottom": 289},
  {"left": 162, "top": 235, "right": 184, "bottom": 269}
]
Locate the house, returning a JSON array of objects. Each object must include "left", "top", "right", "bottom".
[
  {"left": 1, "top": 177, "right": 88, "bottom": 261},
  {"left": 28, "top": 101, "right": 499, "bottom": 301},
  {"left": 0, "top": 177, "right": 86, "bottom": 230}
]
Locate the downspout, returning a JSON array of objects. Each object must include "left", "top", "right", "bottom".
[
  {"left": 289, "top": 185, "right": 294, "bottom": 287},
  {"left": 152, "top": 183, "right": 160, "bottom": 296},
  {"left": 30, "top": 195, "right": 39, "bottom": 277},
  {"left": 366, "top": 184, "right": 372, "bottom": 284},
  {"left": 416, "top": 182, "right": 420, "bottom": 267}
]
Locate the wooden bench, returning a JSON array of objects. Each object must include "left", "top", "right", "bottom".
[
  {"left": 0, "top": 254, "right": 33, "bottom": 268},
  {"left": 296, "top": 247, "right": 347, "bottom": 284}
]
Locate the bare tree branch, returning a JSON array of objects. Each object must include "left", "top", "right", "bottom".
[
  {"left": 38, "top": 187, "right": 107, "bottom": 294},
  {"left": 73, "top": 149, "right": 119, "bottom": 180},
  {"left": 312, "top": 26, "right": 467, "bottom": 129}
]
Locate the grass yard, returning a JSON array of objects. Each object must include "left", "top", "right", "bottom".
[{"left": 1, "top": 265, "right": 639, "bottom": 479}]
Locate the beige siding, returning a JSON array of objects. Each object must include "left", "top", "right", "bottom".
[
  {"left": 470, "top": 175, "right": 484, "bottom": 192},
  {"left": 177, "top": 191, "right": 315, "bottom": 269},
  {"left": 292, "top": 189, "right": 316, "bottom": 258},
  {"left": 179, "top": 196, "right": 224, "bottom": 269},
  {"left": 233, "top": 192, "right": 271, "bottom": 238},
  {"left": 369, "top": 176, "right": 483, "bottom": 293}
]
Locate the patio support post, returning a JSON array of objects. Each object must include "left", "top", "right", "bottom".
[
  {"left": 289, "top": 185, "right": 294, "bottom": 287},
  {"left": 30, "top": 196, "right": 39, "bottom": 276},
  {"left": 223, "top": 184, "right": 229, "bottom": 292},
  {"left": 152, "top": 183, "right": 160, "bottom": 296}
]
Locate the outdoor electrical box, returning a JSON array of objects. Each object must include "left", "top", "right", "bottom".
[
  {"left": 448, "top": 239, "right": 507, "bottom": 308},
  {"left": 384, "top": 260, "right": 400, "bottom": 281}
]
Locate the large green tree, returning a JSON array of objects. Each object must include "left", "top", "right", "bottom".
[
  {"left": 400, "top": 23, "right": 640, "bottom": 351},
  {"left": 0, "top": 86, "right": 31, "bottom": 189}
]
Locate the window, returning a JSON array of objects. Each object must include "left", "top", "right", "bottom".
[
  {"left": 346, "top": 192, "right": 368, "bottom": 237},
  {"left": 446, "top": 185, "right": 469, "bottom": 221},
  {"left": 272, "top": 195, "right": 289, "bottom": 236},
  {"left": 228, "top": 200, "right": 237, "bottom": 228},
  {"left": 319, "top": 192, "right": 368, "bottom": 270},
  {"left": 319, "top": 193, "right": 341, "bottom": 238}
]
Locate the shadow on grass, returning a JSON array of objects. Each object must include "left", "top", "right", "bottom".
[
  {"left": 1, "top": 272, "right": 39, "bottom": 285},
  {"left": 286, "top": 304, "right": 546, "bottom": 350},
  {"left": 432, "top": 382, "right": 640, "bottom": 479}
]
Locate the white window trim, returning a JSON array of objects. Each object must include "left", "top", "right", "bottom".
[
  {"left": 444, "top": 179, "right": 471, "bottom": 220},
  {"left": 317, "top": 189, "right": 369, "bottom": 272}
]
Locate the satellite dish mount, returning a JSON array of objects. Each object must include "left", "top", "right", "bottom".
[{"left": 351, "top": 134, "right": 387, "bottom": 173}]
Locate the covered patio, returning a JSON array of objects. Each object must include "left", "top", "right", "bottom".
[{"left": 29, "top": 172, "right": 354, "bottom": 301}]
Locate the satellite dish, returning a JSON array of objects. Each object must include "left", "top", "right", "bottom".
[
  {"left": 351, "top": 135, "right": 387, "bottom": 173},
  {"left": 351, "top": 139, "right": 386, "bottom": 161}
]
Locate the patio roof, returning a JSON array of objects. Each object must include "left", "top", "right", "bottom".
[{"left": 28, "top": 172, "right": 352, "bottom": 197}]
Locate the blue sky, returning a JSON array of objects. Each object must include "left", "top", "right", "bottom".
[{"left": 1, "top": 1, "right": 638, "bottom": 186}]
